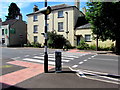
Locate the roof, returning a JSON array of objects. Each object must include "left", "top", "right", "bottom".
[
  {"left": 76, "top": 23, "right": 91, "bottom": 29},
  {"left": 2, "top": 19, "right": 18, "bottom": 25},
  {"left": 74, "top": 16, "right": 88, "bottom": 29},
  {"left": 27, "top": 4, "right": 75, "bottom": 16}
]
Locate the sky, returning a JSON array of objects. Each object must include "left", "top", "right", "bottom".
[{"left": 0, "top": 0, "right": 89, "bottom": 22}]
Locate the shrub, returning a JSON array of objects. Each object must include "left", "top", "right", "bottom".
[
  {"left": 24, "top": 42, "right": 41, "bottom": 48},
  {"left": 77, "top": 40, "right": 89, "bottom": 50},
  {"left": 47, "top": 32, "right": 67, "bottom": 49},
  {"left": 89, "top": 44, "right": 96, "bottom": 50}
]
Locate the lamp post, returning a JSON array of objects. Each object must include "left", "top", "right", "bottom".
[
  {"left": 40, "top": 0, "right": 51, "bottom": 73},
  {"left": 44, "top": 0, "right": 48, "bottom": 73}
]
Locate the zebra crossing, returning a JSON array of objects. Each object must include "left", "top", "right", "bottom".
[{"left": 11, "top": 52, "right": 89, "bottom": 66}]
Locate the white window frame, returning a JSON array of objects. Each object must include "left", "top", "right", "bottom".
[
  {"left": 33, "top": 25, "right": 38, "bottom": 33},
  {"left": 34, "top": 36, "right": 38, "bottom": 43},
  {"left": 33, "top": 15, "right": 38, "bottom": 21},
  {"left": 85, "top": 35, "right": 91, "bottom": 42},
  {"left": 58, "top": 11, "right": 64, "bottom": 18},
  {"left": 2, "top": 29, "right": 4, "bottom": 35},
  {"left": 58, "top": 22, "right": 64, "bottom": 32}
]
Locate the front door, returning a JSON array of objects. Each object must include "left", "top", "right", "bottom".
[{"left": 77, "top": 36, "right": 80, "bottom": 46}]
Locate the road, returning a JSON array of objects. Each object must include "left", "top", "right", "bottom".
[
  {"left": 2, "top": 47, "right": 119, "bottom": 74},
  {"left": 1, "top": 47, "right": 119, "bottom": 85}
]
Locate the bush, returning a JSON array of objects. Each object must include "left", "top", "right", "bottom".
[
  {"left": 77, "top": 40, "right": 89, "bottom": 50},
  {"left": 89, "top": 44, "right": 96, "bottom": 50},
  {"left": 24, "top": 42, "right": 41, "bottom": 48},
  {"left": 47, "top": 32, "right": 67, "bottom": 49}
]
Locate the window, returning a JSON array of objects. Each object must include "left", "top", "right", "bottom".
[
  {"left": 33, "top": 25, "right": 38, "bottom": 33},
  {"left": 58, "top": 11, "right": 63, "bottom": 18},
  {"left": 2, "top": 29, "right": 4, "bottom": 35},
  {"left": 33, "top": 15, "right": 38, "bottom": 21},
  {"left": 85, "top": 35, "right": 91, "bottom": 42},
  {"left": 34, "top": 36, "right": 38, "bottom": 43},
  {"left": 58, "top": 22, "right": 63, "bottom": 32},
  {"left": 2, "top": 38, "right": 5, "bottom": 44}
]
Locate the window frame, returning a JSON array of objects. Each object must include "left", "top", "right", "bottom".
[
  {"left": 2, "top": 29, "right": 4, "bottom": 35},
  {"left": 33, "top": 25, "right": 38, "bottom": 33},
  {"left": 58, "top": 22, "right": 64, "bottom": 32},
  {"left": 58, "top": 11, "right": 64, "bottom": 18},
  {"left": 33, "top": 15, "right": 38, "bottom": 21},
  {"left": 34, "top": 36, "right": 38, "bottom": 43},
  {"left": 85, "top": 35, "right": 91, "bottom": 42}
]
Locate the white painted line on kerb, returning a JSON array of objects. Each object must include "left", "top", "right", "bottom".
[
  {"left": 72, "top": 65, "right": 78, "bottom": 68},
  {"left": 83, "top": 59, "right": 87, "bottom": 62},
  {"left": 33, "top": 56, "right": 70, "bottom": 62},
  {"left": 79, "top": 62, "right": 84, "bottom": 64},
  {"left": 11, "top": 57, "right": 20, "bottom": 60},
  {"left": 99, "top": 76, "right": 120, "bottom": 82}
]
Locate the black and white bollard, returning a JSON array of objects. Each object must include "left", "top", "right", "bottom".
[{"left": 55, "top": 51, "right": 62, "bottom": 72}]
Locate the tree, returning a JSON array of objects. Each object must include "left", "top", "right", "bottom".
[
  {"left": 47, "top": 32, "right": 67, "bottom": 49},
  {"left": 6, "top": 2, "right": 20, "bottom": 20},
  {"left": 86, "top": 1, "right": 120, "bottom": 54}
]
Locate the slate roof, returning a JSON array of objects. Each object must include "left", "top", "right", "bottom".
[
  {"left": 2, "top": 19, "right": 18, "bottom": 25},
  {"left": 27, "top": 4, "right": 75, "bottom": 16},
  {"left": 76, "top": 23, "right": 91, "bottom": 29}
]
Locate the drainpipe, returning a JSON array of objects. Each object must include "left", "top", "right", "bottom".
[{"left": 65, "top": 12, "right": 69, "bottom": 39}]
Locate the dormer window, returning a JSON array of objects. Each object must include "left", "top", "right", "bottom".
[
  {"left": 58, "top": 11, "right": 64, "bottom": 18},
  {"left": 33, "top": 15, "right": 38, "bottom": 21}
]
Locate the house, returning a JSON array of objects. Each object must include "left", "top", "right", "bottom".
[
  {"left": 75, "top": 23, "right": 114, "bottom": 47},
  {"left": 27, "top": 1, "right": 114, "bottom": 47},
  {"left": 1, "top": 14, "right": 27, "bottom": 46}
]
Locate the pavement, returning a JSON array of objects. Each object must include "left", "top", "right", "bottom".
[{"left": 0, "top": 48, "right": 120, "bottom": 90}]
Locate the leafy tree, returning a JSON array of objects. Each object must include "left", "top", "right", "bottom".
[
  {"left": 47, "top": 32, "right": 67, "bottom": 49},
  {"left": 6, "top": 2, "right": 20, "bottom": 20},
  {"left": 86, "top": 1, "right": 120, "bottom": 54}
]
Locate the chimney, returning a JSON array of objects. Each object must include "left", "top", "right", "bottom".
[
  {"left": 82, "top": 7, "right": 87, "bottom": 15},
  {"left": 33, "top": 5, "right": 39, "bottom": 12},
  {"left": 75, "top": 0, "right": 80, "bottom": 10},
  {"left": 16, "top": 13, "right": 22, "bottom": 20}
]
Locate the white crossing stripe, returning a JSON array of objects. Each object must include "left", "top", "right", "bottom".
[
  {"left": 72, "top": 65, "right": 78, "bottom": 68},
  {"left": 11, "top": 57, "right": 20, "bottom": 60},
  {"left": 83, "top": 59, "right": 87, "bottom": 62},
  {"left": 79, "top": 62, "right": 84, "bottom": 64},
  {"left": 33, "top": 56, "right": 70, "bottom": 62},
  {"left": 23, "top": 58, "right": 55, "bottom": 65}
]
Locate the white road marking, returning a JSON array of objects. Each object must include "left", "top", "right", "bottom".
[
  {"left": 83, "top": 59, "right": 87, "bottom": 62},
  {"left": 79, "top": 62, "right": 84, "bottom": 64},
  {"left": 84, "top": 77, "right": 120, "bottom": 85},
  {"left": 33, "top": 56, "right": 70, "bottom": 62},
  {"left": 91, "top": 56, "right": 95, "bottom": 58},
  {"left": 72, "top": 65, "right": 78, "bottom": 68},
  {"left": 24, "top": 55, "right": 30, "bottom": 57},
  {"left": 88, "top": 58, "right": 91, "bottom": 59},
  {"left": 92, "top": 58, "right": 118, "bottom": 61},
  {"left": 99, "top": 76, "right": 120, "bottom": 82},
  {"left": 11, "top": 57, "right": 20, "bottom": 60},
  {"left": 23, "top": 58, "right": 55, "bottom": 65}
]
